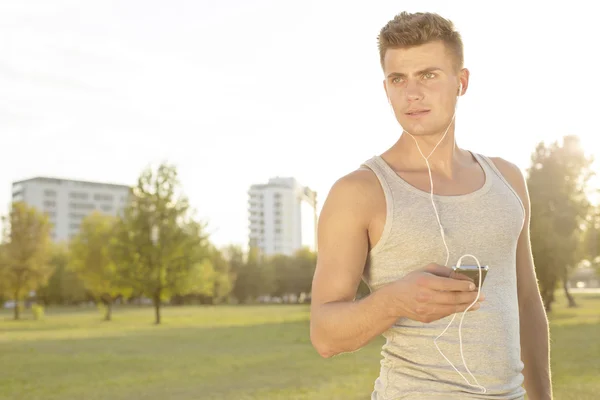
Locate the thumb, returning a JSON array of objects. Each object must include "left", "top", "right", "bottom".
[{"left": 422, "top": 263, "right": 453, "bottom": 277}]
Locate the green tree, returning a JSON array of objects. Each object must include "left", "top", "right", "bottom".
[
  {"left": 69, "top": 211, "right": 131, "bottom": 321},
  {"left": 269, "top": 248, "right": 317, "bottom": 301},
  {"left": 112, "top": 162, "right": 210, "bottom": 324},
  {"left": 0, "top": 202, "right": 53, "bottom": 320},
  {"left": 37, "top": 243, "right": 88, "bottom": 305},
  {"left": 270, "top": 254, "right": 292, "bottom": 297},
  {"left": 527, "top": 135, "right": 592, "bottom": 311},
  {"left": 291, "top": 247, "right": 317, "bottom": 297},
  {"left": 208, "top": 246, "right": 234, "bottom": 304},
  {"left": 232, "top": 247, "right": 275, "bottom": 303},
  {"left": 581, "top": 206, "right": 600, "bottom": 275}
]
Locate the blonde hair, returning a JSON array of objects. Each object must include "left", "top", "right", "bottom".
[{"left": 377, "top": 12, "right": 464, "bottom": 71}]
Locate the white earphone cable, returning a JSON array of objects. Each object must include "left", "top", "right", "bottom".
[{"left": 389, "top": 84, "right": 487, "bottom": 394}]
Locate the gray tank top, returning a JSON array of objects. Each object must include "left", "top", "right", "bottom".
[{"left": 361, "top": 152, "right": 527, "bottom": 400}]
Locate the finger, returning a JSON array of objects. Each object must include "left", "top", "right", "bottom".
[
  {"left": 422, "top": 263, "right": 454, "bottom": 277},
  {"left": 420, "top": 273, "right": 476, "bottom": 292},
  {"left": 433, "top": 290, "right": 485, "bottom": 305},
  {"left": 437, "top": 301, "right": 482, "bottom": 316},
  {"left": 449, "top": 270, "right": 475, "bottom": 283}
]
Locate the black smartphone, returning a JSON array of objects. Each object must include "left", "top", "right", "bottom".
[{"left": 453, "top": 265, "right": 489, "bottom": 288}]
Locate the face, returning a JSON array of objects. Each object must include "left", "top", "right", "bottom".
[{"left": 383, "top": 40, "right": 468, "bottom": 136}]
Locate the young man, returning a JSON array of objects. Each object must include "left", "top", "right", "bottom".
[{"left": 309, "top": 12, "right": 552, "bottom": 400}]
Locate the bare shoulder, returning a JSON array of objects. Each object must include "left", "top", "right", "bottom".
[
  {"left": 321, "top": 167, "right": 382, "bottom": 219},
  {"left": 312, "top": 166, "right": 382, "bottom": 305},
  {"left": 487, "top": 156, "right": 530, "bottom": 206}
]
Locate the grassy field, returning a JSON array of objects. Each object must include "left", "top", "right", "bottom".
[{"left": 0, "top": 293, "right": 598, "bottom": 400}]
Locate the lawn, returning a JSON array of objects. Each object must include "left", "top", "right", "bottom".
[{"left": 0, "top": 293, "right": 598, "bottom": 400}]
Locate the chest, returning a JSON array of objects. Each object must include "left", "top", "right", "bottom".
[
  {"left": 365, "top": 183, "right": 525, "bottom": 286},
  {"left": 395, "top": 164, "right": 486, "bottom": 196}
]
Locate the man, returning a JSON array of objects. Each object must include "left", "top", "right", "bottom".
[{"left": 309, "top": 11, "right": 552, "bottom": 400}]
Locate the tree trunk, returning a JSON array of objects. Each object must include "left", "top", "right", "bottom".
[
  {"left": 154, "top": 293, "right": 161, "bottom": 325},
  {"left": 105, "top": 301, "right": 113, "bottom": 321},
  {"left": 563, "top": 279, "right": 577, "bottom": 308},
  {"left": 543, "top": 294, "right": 552, "bottom": 312},
  {"left": 541, "top": 286, "right": 554, "bottom": 313}
]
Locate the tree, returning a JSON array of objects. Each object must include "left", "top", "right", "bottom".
[
  {"left": 112, "top": 162, "right": 210, "bottom": 324},
  {"left": 290, "top": 247, "right": 317, "bottom": 297},
  {"left": 527, "top": 135, "right": 592, "bottom": 311},
  {"left": 0, "top": 202, "right": 53, "bottom": 320},
  {"left": 37, "top": 243, "right": 88, "bottom": 306},
  {"left": 269, "top": 248, "right": 317, "bottom": 301},
  {"left": 232, "top": 247, "right": 275, "bottom": 303},
  {"left": 223, "top": 244, "right": 245, "bottom": 294},
  {"left": 581, "top": 206, "right": 600, "bottom": 275},
  {"left": 69, "top": 211, "right": 131, "bottom": 321},
  {"left": 207, "top": 246, "right": 234, "bottom": 304}
]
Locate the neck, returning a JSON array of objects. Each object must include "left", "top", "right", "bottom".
[{"left": 385, "top": 123, "right": 468, "bottom": 177}]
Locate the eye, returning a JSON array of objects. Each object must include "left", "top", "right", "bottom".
[
  {"left": 423, "top": 72, "right": 436, "bottom": 79},
  {"left": 392, "top": 77, "right": 404, "bottom": 84}
]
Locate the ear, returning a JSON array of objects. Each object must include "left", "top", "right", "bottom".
[{"left": 458, "top": 68, "right": 470, "bottom": 96}]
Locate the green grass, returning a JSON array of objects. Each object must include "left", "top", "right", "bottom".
[{"left": 0, "top": 293, "right": 598, "bottom": 400}]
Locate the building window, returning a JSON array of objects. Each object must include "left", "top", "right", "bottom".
[
  {"left": 44, "top": 200, "right": 56, "bottom": 208},
  {"left": 100, "top": 205, "right": 113, "bottom": 213},
  {"left": 69, "top": 203, "right": 95, "bottom": 210},
  {"left": 69, "top": 192, "right": 89, "bottom": 200},
  {"left": 70, "top": 223, "right": 80, "bottom": 230},
  {"left": 44, "top": 189, "right": 57, "bottom": 197},
  {"left": 69, "top": 212, "right": 87, "bottom": 219},
  {"left": 94, "top": 193, "right": 114, "bottom": 202}
]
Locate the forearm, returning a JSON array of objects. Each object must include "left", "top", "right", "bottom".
[
  {"left": 520, "top": 296, "right": 553, "bottom": 400},
  {"left": 310, "top": 287, "right": 399, "bottom": 358}
]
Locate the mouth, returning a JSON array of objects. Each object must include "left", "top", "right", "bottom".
[{"left": 405, "top": 110, "right": 430, "bottom": 117}]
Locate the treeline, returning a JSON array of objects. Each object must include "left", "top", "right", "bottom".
[
  {"left": 0, "top": 163, "right": 317, "bottom": 323},
  {"left": 1, "top": 135, "right": 599, "bottom": 320}
]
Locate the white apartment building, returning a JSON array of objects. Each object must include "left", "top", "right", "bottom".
[
  {"left": 248, "top": 177, "right": 317, "bottom": 257},
  {"left": 11, "top": 177, "right": 131, "bottom": 242}
]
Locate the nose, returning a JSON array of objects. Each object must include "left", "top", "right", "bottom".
[{"left": 405, "top": 81, "right": 423, "bottom": 102}]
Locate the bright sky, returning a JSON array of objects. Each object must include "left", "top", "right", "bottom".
[{"left": 1, "top": 1, "right": 597, "bottom": 249}]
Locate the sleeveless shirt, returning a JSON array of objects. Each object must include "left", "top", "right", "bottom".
[{"left": 360, "top": 152, "right": 527, "bottom": 400}]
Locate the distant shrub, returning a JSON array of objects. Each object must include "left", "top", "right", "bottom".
[{"left": 32, "top": 304, "right": 45, "bottom": 320}]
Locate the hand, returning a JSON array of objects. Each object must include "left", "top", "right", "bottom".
[{"left": 383, "top": 263, "right": 485, "bottom": 323}]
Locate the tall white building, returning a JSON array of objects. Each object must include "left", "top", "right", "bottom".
[
  {"left": 11, "top": 177, "right": 131, "bottom": 242},
  {"left": 248, "top": 177, "right": 317, "bottom": 257}
]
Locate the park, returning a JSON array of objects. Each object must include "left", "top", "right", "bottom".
[
  {"left": 0, "top": 291, "right": 598, "bottom": 400},
  {"left": 2, "top": 135, "right": 600, "bottom": 399}
]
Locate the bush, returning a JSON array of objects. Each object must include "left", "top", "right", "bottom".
[{"left": 32, "top": 304, "right": 45, "bottom": 320}]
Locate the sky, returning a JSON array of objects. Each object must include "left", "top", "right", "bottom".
[{"left": 1, "top": 0, "right": 598, "bottom": 249}]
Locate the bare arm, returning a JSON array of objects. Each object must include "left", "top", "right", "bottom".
[
  {"left": 492, "top": 157, "right": 553, "bottom": 400},
  {"left": 310, "top": 170, "right": 481, "bottom": 358},
  {"left": 309, "top": 171, "right": 397, "bottom": 357}
]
